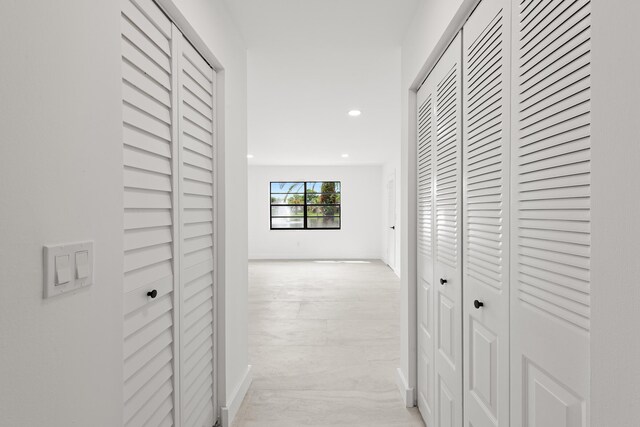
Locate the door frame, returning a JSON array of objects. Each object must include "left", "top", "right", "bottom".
[{"left": 153, "top": 0, "right": 226, "bottom": 423}]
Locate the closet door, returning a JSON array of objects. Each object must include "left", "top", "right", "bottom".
[
  {"left": 121, "top": 0, "right": 177, "bottom": 425},
  {"left": 510, "top": 0, "right": 592, "bottom": 425},
  {"left": 462, "top": 1, "right": 511, "bottom": 426},
  {"left": 416, "top": 68, "right": 436, "bottom": 427},
  {"left": 177, "top": 35, "right": 217, "bottom": 427},
  {"left": 433, "top": 33, "right": 463, "bottom": 427}
]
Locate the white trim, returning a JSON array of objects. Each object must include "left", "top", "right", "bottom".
[
  {"left": 154, "top": 0, "right": 223, "bottom": 71},
  {"left": 169, "top": 23, "right": 183, "bottom": 427},
  {"left": 396, "top": 367, "right": 415, "bottom": 408},
  {"left": 248, "top": 255, "right": 385, "bottom": 261},
  {"left": 220, "top": 365, "right": 253, "bottom": 427},
  {"left": 410, "top": 0, "right": 480, "bottom": 91}
]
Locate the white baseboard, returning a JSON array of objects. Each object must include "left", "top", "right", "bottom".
[
  {"left": 396, "top": 367, "right": 415, "bottom": 408},
  {"left": 220, "top": 365, "right": 253, "bottom": 427}
]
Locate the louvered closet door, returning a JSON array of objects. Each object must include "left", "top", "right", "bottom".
[
  {"left": 461, "top": 1, "right": 511, "bottom": 426},
  {"left": 416, "top": 70, "right": 436, "bottom": 427},
  {"left": 510, "top": 0, "right": 592, "bottom": 425},
  {"left": 433, "top": 33, "right": 463, "bottom": 427},
  {"left": 121, "top": 0, "right": 177, "bottom": 425},
  {"left": 177, "top": 35, "right": 217, "bottom": 427}
]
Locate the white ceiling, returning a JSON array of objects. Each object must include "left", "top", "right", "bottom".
[{"left": 224, "top": 0, "right": 420, "bottom": 165}]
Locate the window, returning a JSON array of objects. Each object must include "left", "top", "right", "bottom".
[{"left": 270, "top": 181, "right": 341, "bottom": 230}]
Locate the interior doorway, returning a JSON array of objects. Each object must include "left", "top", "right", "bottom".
[{"left": 386, "top": 172, "right": 397, "bottom": 272}]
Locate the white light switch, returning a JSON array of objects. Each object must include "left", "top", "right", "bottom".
[
  {"left": 75, "top": 251, "right": 89, "bottom": 279},
  {"left": 55, "top": 255, "right": 71, "bottom": 285},
  {"left": 43, "top": 241, "right": 93, "bottom": 298}
]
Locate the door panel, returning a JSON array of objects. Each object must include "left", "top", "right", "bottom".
[
  {"left": 121, "top": 0, "right": 176, "bottom": 425},
  {"left": 462, "top": 0, "right": 511, "bottom": 426},
  {"left": 418, "top": 32, "right": 463, "bottom": 427},
  {"left": 433, "top": 32, "right": 463, "bottom": 427},
  {"left": 177, "top": 35, "right": 217, "bottom": 427},
  {"left": 122, "top": 1, "right": 218, "bottom": 425},
  {"left": 416, "top": 58, "right": 436, "bottom": 427},
  {"left": 510, "top": 0, "right": 592, "bottom": 426}
]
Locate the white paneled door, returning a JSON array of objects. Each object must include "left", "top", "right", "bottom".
[
  {"left": 510, "top": 0, "right": 592, "bottom": 425},
  {"left": 417, "top": 33, "right": 463, "bottom": 427},
  {"left": 121, "top": 1, "right": 217, "bottom": 426},
  {"left": 433, "top": 33, "right": 463, "bottom": 427},
  {"left": 462, "top": 0, "right": 511, "bottom": 426},
  {"left": 416, "top": 62, "right": 436, "bottom": 427}
]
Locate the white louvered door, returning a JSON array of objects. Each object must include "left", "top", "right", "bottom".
[
  {"left": 416, "top": 68, "right": 435, "bottom": 427},
  {"left": 122, "top": 1, "right": 177, "bottom": 425},
  {"left": 121, "top": 1, "right": 217, "bottom": 426},
  {"left": 177, "top": 35, "right": 217, "bottom": 427},
  {"left": 462, "top": 1, "right": 511, "bottom": 426},
  {"left": 433, "top": 33, "right": 463, "bottom": 427},
  {"left": 510, "top": 0, "right": 591, "bottom": 425}
]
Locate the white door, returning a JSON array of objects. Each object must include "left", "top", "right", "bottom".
[
  {"left": 177, "top": 34, "right": 217, "bottom": 427},
  {"left": 432, "top": 33, "right": 463, "bottom": 427},
  {"left": 462, "top": 0, "right": 511, "bottom": 426},
  {"left": 121, "top": 0, "right": 177, "bottom": 425},
  {"left": 121, "top": 1, "right": 218, "bottom": 425},
  {"left": 510, "top": 0, "right": 592, "bottom": 425},
  {"left": 416, "top": 75, "right": 435, "bottom": 427},
  {"left": 386, "top": 174, "right": 396, "bottom": 270}
]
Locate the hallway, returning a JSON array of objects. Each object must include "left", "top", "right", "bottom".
[{"left": 233, "top": 261, "right": 424, "bottom": 426}]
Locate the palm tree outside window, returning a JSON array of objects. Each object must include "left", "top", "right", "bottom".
[{"left": 270, "top": 181, "right": 341, "bottom": 229}]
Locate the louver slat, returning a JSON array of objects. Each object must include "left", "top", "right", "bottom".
[
  {"left": 121, "top": 1, "right": 175, "bottom": 425},
  {"left": 436, "top": 66, "right": 460, "bottom": 269},
  {"left": 418, "top": 95, "right": 433, "bottom": 258},
  {"left": 179, "top": 36, "right": 216, "bottom": 427},
  {"left": 516, "top": 0, "right": 592, "bottom": 330}
]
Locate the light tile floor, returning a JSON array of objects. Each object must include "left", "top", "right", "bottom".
[{"left": 232, "top": 260, "right": 425, "bottom": 427}]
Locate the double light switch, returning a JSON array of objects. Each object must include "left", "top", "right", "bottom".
[{"left": 44, "top": 241, "right": 94, "bottom": 298}]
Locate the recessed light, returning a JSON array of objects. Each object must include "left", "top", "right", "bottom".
[
  {"left": 348, "top": 110, "right": 361, "bottom": 117},
  {"left": 341, "top": 154, "right": 349, "bottom": 158},
  {"left": 247, "top": 154, "right": 254, "bottom": 159}
]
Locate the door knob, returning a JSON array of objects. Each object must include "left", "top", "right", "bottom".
[
  {"left": 390, "top": 226, "right": 395, "bottom": 230},
  {"left": 474, "top": 300, "right": 484, "bottom": 309},
  {"left": 440, "top": 278, "right": 447, "bottom": 285},
  {"left": 147, "top": 289, "right": 158, "bottom": 299}
]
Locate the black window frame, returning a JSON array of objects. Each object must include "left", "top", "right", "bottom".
[{"left": 270, "top": 181, "right": 342, "bottom": 230}]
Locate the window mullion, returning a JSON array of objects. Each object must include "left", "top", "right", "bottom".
[{"left": 304, "top": 182, "right": 308, "bottom": 229}]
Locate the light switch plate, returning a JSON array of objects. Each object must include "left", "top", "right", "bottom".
[{"left": 43, "top": 241, "right": 94, "bottom": 298}]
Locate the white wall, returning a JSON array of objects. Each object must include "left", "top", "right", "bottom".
[
  {"left": 0, "top": 1, "right": 249, "bottom": 426},
  {"left": 0, "top": 1, "right": 123, "bottom": 425},
  {"left": 591, "top": 1, "right": 640, "bottom": 424},
  {"left": 249, "top": 165, "right": 384, "bottom": 260},
  {"left": 398, "top": 0, "right": 466, "bottom": 405}
]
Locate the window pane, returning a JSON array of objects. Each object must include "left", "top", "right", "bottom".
[
  {"left": 306, "top": 182, "right": 340, "bottom": 193},
  {"left": 307, "top": 206, "right": 341, "bottom": 217},
  {"left": 270, "top": 193, "right": 305, "bottom": 204},
  {"left": 271, "top": 182, "right": 305, "bottom": 193},
  {"left": 307, "top": 193, "right": 341, "bottom": 204},
  {"left": 307, "top": 217, "right": 340, "bottom": 229},
  {"left": 271, "top": 217, "right": 304, "bottom": 229},
  {"left": 272, "top": 206, "right": 304, "bottom": 217}
]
